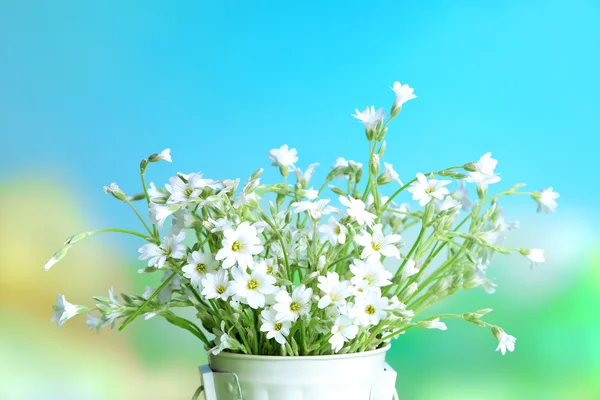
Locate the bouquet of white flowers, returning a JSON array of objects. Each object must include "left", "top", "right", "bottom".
[{"left": 46, "top": 81, "right": 559, "bottom": 358}]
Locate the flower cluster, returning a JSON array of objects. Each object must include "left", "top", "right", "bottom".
[{"left": 46, "top": 82, "right": 558, "bottom": 357}]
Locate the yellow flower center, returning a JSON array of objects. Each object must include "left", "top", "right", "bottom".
[
  {"left": 184, "top": 188, "right": 194, "bottom": 197},
  {"left": 195, "top": 264, "right": 206, "bottom": 274},
  {"left": 365, "top": 305, "right": 376, "bottom": 315},
  {"left": 425, "top": 187, "right": 435, "bottom": 194},
  {"left": 330, "top": 294, "right": 340, "bottom": 302},
  {"left": 232, "top": 241, "right": 242, "bottom": 252},
  {"left": 335, "top": 226, "right": 341, "bottom": 235},
  {"left": 247, "top": 279, "right": 259, "bottom": 290},
  {"left": 274, "top": 323, "right": 282, "bottom": 331},
  {"left": 216, "top": 286, "right": 226, "bottom": 295},
  {"left": 290, "top": 302, "right": 301, "bottom": 312},
  {"left": 266, "top": 265, "right": 273, "bottom": 275},
  {"left": 371, "top": 242, "right": 381, "bottom": 251}
]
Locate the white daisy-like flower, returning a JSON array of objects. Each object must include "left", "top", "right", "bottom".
[
  {"left": 408, "top": 173, "right": 451, "bottom": 207},
  {"left": 148, "top": 182, "right": 168, "bottom": 203},
  {"left": 525, "top": 248, "right": 545, "bottom": 265},
  {"left": 419, "top": 317, "right": 447, "bottom": 331},
  {"left": 354, "top": 224, "right": 402, "bottom": 263},
  {"left": 260, "top": 308, "right": 291, "bottom": 345},
  {"left": 349, "top": 293, "right": 389, "bottom": 327},
  {"left": 211, "top": 321, "right": 234, "bottom": 355},
  {"left": 138, "top": 231, "right": 186, "bottom": 269},
  {"left": 201, "top": 269, "right": 232, "bottom": 301},
  {"left": 494, "top": 330, "right": 517, "bottom": 355},
  {"left": 149, "top": 148, "right": 172, "bottom": 163},
  {"left": 253, "top": 258, "right": 279, "bottom": 276},
  {"left": 401, "top": 259, "right": 419, "bottom": 278},
  {"left": 386, "top": 296, "right": 414, "bottom": 320},
  {"left": 273, "top": 285, "right": 313, "bottom": 322},
  {"left": 352, "top": 106, "right": 385, "bottom": 131},
  {"left": 149, "top": 203, "right": 180, "bottom": 229},
  {"left": 435, "top": 196, "right": 461, "bottom": 212},
  {"left": 166, "top": 173, "right": 208, "bottom": 205},
  {"left": 378, "top": 162, "right": 402, "bottom": 185},
  {"left": 294, "top": 163, "right": 319, "bottom": 185},
  {"left": 181, "top": 251, "right": 218, "bottom": 288},
  {"left": 339, "top": 195, "right": 376, "bottom": 226},
  {"left": 391, "top": 81, "right": 417, "bottom": 106},
  {"left": 316, "top": 272, "right": 352, "bottom": 309},
  {"left": 233, "top": 191, "right": 260, "bottom": 209},
  {"left": 230, "top": 267, "right": 277, "bottom": 309},
  {"left": 51, "top": 294, "right": 86, "bottom": 327},
  {"left": 291, "top": 199, "right": 338, "bottom": 220},
  {"left": 466, "top": 152, "right": 501, "bottom": 189},
  {"left": 534, "top": 187, "right": 559, "bottom": 213},
  {"left": 329, "top": 315, "right": 359, "bottom": 353},
  {"left": 350, "top": 259, "right": 393, "bottom": 291},
  {"left": 318, "top": 216, "right": 347, "bottom": 245},
  {"left": 204, "top": 217, "right": 234, "bottom": 233},
  {"left": 215, "top": 222, "right": 264, "bottom": 269},
  {"left": 268, "top": 144, "right": 298, "bottom": 168}
]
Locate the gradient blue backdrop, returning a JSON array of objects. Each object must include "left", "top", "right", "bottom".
[{"left": 1, "top": 1, "right": 599, "bottom": 398}]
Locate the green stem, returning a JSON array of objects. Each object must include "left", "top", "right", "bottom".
[
  {"left": 90, "top": 228, "right": 152, "bottom": 240},
  {"left": 126, "top": 200, "right": 154, "bottom": 236},
  {"left": 140, "top": 168, "right": 159, "bottom": 238}
]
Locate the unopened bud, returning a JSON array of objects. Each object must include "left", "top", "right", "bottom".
[
  {"left": 103, "top": 183, "right": 127, "bottom": 201},
  {"left": 463, "top": 162, "right": 477, "bottom": 172},
  {"left": 329, "top": 185, "right": 346, "bottom": 196}
]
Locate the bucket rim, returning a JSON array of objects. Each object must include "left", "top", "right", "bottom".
[{"left": 209, "top": 344, "right": 391, "bottom": 362}]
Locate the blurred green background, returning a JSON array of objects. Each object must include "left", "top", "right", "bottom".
[{"left": 1, "top": 1, "right": 599, "bottom": 399}]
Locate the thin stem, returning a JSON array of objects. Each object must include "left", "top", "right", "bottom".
[
  {"left": 140, "top": 169, "right": 159, "bottom": 238},
  {"left": 126, "top": 200, "right": 153, "bottom": 236},
  {"left": 90, "top": 228, "right": 151, "bottom": 240}
]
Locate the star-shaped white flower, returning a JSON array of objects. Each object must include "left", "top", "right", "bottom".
[
  {"left": 525, "top": 248, "right": 545, "bottom": 265},
  {"left": 317, "top": 272, "right": 352, "bottom": 309},
  {"left": 318, "top": 216, "right": 347, "bottom": 245},
  {"left": 339, "top": 195, "right": 376, "bottom": 226},
  {"left": 350, "top": 259, "right": 393, "bottom": 292},
  {"left": 494, "top": 330, "right": 517, "bottom": 355},
  {"left": 273, "top": 285, "right": 313, "bottom": 322},
  {"left": 378, "top": 162, "right": 403, "bottom": 185},
  {"left": 349, "top": 293, "right": 389, "bottom": 327},
  {"left": 391, "top": 81, "right": 417, "bottom": 106},
  {"left": 419, "top": 317, "right": 447, "bottom": 331},
  {"left": 201, "top": 269, "right": 232, "bottom": 301},
  {"left": 230, "top": 266, "right": 277, "bottom": 309},
  {"left": 534, "top": 187, "right": 559, "bottom": 213},
  {"left": 51, "top": 294, "right": 86, "bottom": 327},
  {"left": 181, "top": 251, "right": 218, "bottom": 288},
  {"left": 466, "top": 152, "right": 501, "bottom": 189},
  {"left": 329, "top": 315, "right": 359, "bottom": 353},
  {"left": 291, "top": 199, "right": 338, "bottom": 220},
  {"left": 354, "top": 224, "right": 402, "bottom": 263},
  {"left": 215, "top": 222, "right": 264, "bottom": 269},
  {"left": 408, "top": 173, "right": 451, "bottom": 207},
  {"left": 138, "top": 231, "right": 186, "bottom": 269},
  {"left": 268, "top": 144, "right": 298, "bottom": 168},
  {"left": 166, "top": 173, "right": 209, "bottom": 205},
  {"left": 401, "top": 259, "right": 419, "bottom": 278},
  {"left": 352, "top": 106, "right": 385, "bottom": 131},
  {"left": 260, "top": 308, "right": 291, "bottom": 345}
]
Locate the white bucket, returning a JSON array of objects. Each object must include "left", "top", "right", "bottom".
[{"left": 200, "top": 345, "right": 398, "bottom": 400}]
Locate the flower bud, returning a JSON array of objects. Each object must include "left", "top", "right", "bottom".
[
  {"left": 250, "top": 168, "right": 264, "bottom": 180},
  {"left": 103, "top": 183, "right": 127, "bottom": 201},
  {"left": 463, "top": 162, "right": 477, "bottom": 172},
  {"left": 370, "top": 154, "right": 381, "bottom": 176},
  {"left": 390, "top": 103, "right": 401, "bottom": 118},
  {"left": 140, "top": 159, "right": 148, "bottom": 173},
  {"left": 64, "top": 232, "right": 91, "bottom": 245},
  {"left": 422, "top": 202, "right": 435, "bottom": 226},
  {"left": 378, "top": 141, "right": 387, "bottom": 157},
  {"left": 148, "top": 148, "right": 172, "bottom": 163},
  {"left": 328, "top": 185, "right": 347, "bottom": 196}
]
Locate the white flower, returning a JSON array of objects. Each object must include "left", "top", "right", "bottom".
[
  {"left": 166, "top": 173, "right": 208, "bottom": 205},
  {"left": 51, "top": 294, "right": 85, "bottom": 327},
  {"left": 467, "top": 152, "right": 501, "bottom": 189},
  {"left": 260, "top": 308, "right": 291, "bottom": 345},
  {"left": 378, "top": 162, "right": 402, "bottom": 185},
  {"left": 329, "top": 315, "right": 359, "bottom": 352},
  {"left": 435, "top": 196, "right": 461, "bottom": 212},
  {"left": 534, "top": 187, "right": 559, "bottom": 213},
  {"left": 525, "top": 248, "right": 545, "bottom": 265},
  {"left": 254, "top": 258, "right": 279, "bottom": 276},
  {"left": 204, "top": 217, "right": 234, "bottom": 233},
  {"left": 304, "top": 187, "right": 319, "bottom": 200},
  {"left": 419, "top": 317, "right": 447, "bottom": 331},
  {"left": 294, "top": 163, "right": 319, "bottom": 185},
  {"left": 318, "top": 216, "right": 347, "bottom": 245},
  {"left": 201, "top": 269, "right": 232, "bottom": 301},
  {"left": 233, "top": 191, "right": 260, "bottom": 209},
  {"left": 404, "top": 282, "right": 418, "bottom": 298},
  {"left": 149, "top": 203, "right": 179, "bottom": 229},
  {"left": 349, "top": 293, "right": 389, "bottom": 327},
  {"left": 386, "top": 296, "right": 414, "bottom": 320},
  {"left": 391, "top": 81, "right": 417, "bottom": 106},
  {"left": 181, "top": 252, "right": 218, "bottom": 287},
  {"left": 138, "top": 231, "right": 186, "bottom": 269},
  {"left": 86, "top": 314, "right": 102, "bottom": 332},
  {"left": 230, "top": 267, "right": 277, "bottom": 309},
  {"left": 291, "top": 199, "right": 338, "bottom": 220},
  {"left": 494, "top": 330, "right": 517, "bottom": 355},
  {"left": 408, "top": 173, "right": 451, "bottom": 207},
  {"left": 354, "top": 224, "right": 402, "bottom": 263},
  {"left": 268, "top": 144, "right": 298, "bottom": 168},
  {"left": 317, "top": 272, "right": 352, "bottom": 309},
  {"left": 273, "top": 285, "right": 313, "bottom": 322},
  {"left": 103, "top": 182, "right": 126, "bottom": 200},
  {"left": 401, "top": 259, "right": 419, "bottom": 278},
  {"left": 150, "top": 148, "right": 172, "bottom": 163},
  {"left": 352, "top": 106, "right": 385, "bottom": 131},
  {"left": 148, "top": 182, "right": 168, "bottom": 203},
  {"left": 452, "top": 181, "right": 472, "bottom": 210},
  {"left": 215, "top": 222, "right": 264, "bottom": 269},
  {"left": 211, "top": 321, "right": 234, "bottom": 355},
  {"left": 350, "top": 259, "right": 393, "bottom": 291},
  {"left": 339, "top": 195, "right": 376, "bottom": 226}
]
